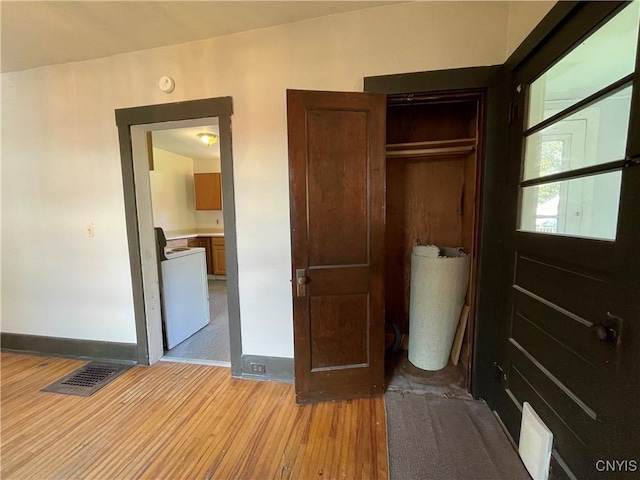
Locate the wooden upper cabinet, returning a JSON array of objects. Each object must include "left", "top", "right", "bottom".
[{"left": 194, "top": 173, "right": 222, "bottom": 210}]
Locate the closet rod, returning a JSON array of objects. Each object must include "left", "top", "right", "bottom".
[
  {"left": 386, "top": 145, "right": 475, "bottom": 159},
  {"left": 386, "top": 137, "right": 476, "bottom": 151}
]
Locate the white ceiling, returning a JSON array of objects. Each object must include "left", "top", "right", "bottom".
[
  {"left": 1, "top": 1, "right": 401, "bottom": 73},
  {"left": 152, "top": 123, "right": 221, "bottom": 161}
]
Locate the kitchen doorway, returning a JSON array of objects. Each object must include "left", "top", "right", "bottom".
[
  {"left": 116, "top": 97, "right": 242, "bottom": 375},
  {"left": 148, "top": 124, "right": 231, "bottom": 367}
]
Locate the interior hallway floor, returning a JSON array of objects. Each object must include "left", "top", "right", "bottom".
[
  {"left": 0, "top": 352, "right": 386, "bottom": 479},
  {"left": 1, "top": 352, "right": 529, "bottom": 479},
  {"left": 163, "top": 279, "right": 230, "bottom": 365}
]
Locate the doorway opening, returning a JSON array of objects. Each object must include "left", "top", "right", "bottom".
[
  {"left": 116, "top": 97, "right": 242, "bottom": 374},
  {"left": 146, "top": 123, "right": 230, "bottom": 366},
  {"left": 383, "top": 91, "right": 484, "bottom": 398}
]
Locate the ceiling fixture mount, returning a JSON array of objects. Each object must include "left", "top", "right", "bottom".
[{"left": 198, "top": 133, "right": 218, "bottom": 146}]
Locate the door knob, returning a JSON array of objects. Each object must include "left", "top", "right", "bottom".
[
  {"left": 593, "top": 325, "right": 617, "bottom": 343},
  {"left": 295, "top": 269, "right": 307, "bottom": 297},
  {"left": 592, "top": 312, "right": 623, "bottom": 345}
]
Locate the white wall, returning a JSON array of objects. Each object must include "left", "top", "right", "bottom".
[
  {"left": 506, "top": 1, "right": 556, "bottom": 58},
  {"left": 149, "top": 148, "right": 197, "bottom": 232},
  {"left": 1, "top": 2, "right": 546, "bottom": 356}
]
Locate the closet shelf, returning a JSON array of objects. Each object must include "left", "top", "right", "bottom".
[{"left": 386, "top": 137, "right": 476, "bottom": 159}]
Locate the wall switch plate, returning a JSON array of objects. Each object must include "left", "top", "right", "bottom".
[{"left": 86, "top": 222, "right": 95, "bottom": 237}]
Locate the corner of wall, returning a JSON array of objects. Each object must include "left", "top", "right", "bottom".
[{"left": 505, "top": 1, "right": 557, "bottom": 60}]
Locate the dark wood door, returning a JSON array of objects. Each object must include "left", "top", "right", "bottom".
[
  {"left": 499, "top": 3, "right": 640, "bottom": 478},
  {"left": 287, "top": 89, "right": 386, "bottom": 404}
]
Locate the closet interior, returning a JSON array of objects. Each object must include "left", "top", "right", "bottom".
[{"left": 384, "top": 92, "right": 484, "bottom": 393}]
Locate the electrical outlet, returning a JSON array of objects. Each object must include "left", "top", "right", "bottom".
[
  {"left": 250, "top": 363, "right": 266, "bottom": 374},
  {"left": 86, "top": 222, "right": 95, "bottom": 237}
]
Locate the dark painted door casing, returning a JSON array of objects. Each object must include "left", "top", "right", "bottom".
[
  {"left": 287, "top": 90, "right": 387, "bottom": 404},
  {"left": 365, "top": 66, "right": 511, "bottom": 404}
]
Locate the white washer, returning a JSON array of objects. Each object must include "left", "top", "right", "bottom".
[{"left": 161, "top": 247, "right": 210, "bottom": 349}]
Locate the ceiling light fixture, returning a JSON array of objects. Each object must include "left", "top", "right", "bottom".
[{"left": 198, "top": 133, "right": 218, "bottom": 146}]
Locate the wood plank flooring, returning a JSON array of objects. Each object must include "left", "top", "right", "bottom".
[{"left": 0, "top": 353, "right": 388, "bottom": 480}]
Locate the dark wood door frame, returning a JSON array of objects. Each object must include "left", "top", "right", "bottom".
[
  {"left": 115, "top": 97, "right": 242, "bottom": 374},
  {"left": 365, "top": 66, "right": 511, "bottom": 403}
]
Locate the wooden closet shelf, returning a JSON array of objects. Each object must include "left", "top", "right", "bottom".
[
  {"left": 386, "top": 144, "right": 475, "bottom": 159},
  {"left": 386, "top": 137, "right": 477, "bottom": 151}
]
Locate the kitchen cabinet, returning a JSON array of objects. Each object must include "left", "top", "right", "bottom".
[
  {"left": 188, "top": 237, "right": 213, "bottom": 275},
  {"left": 212, "top": 237, "right": 226, "bottom": 275},
  {"left": 194, "top": 173, "right": 222, "bottom": 210}
]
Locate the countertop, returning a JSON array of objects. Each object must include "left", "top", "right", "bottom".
[{"left": 165, "top": 230, "right": 224, "bottom": 241}]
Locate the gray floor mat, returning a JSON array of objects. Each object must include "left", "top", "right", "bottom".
[{"left": 385, "top": 392, "right": 530, "bottom": 480}]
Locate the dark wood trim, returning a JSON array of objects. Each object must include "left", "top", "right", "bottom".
[
  {"left": 116, "top": 123, "right": 149, "bottom": 365},
  {"left": 364, "top": 65, "right": 503, "bottom": 94},
  {"left": 365, "top": 66, "right": 512, "bottom": 405},
  {"left": 115, "top": 97, "right": 232, "bottom": 126},
  {"left": 146, "top": 132, "right": 154, "bottom": 170},
  {"left": 240, "top": 354, "right": 294, "bottom": 383},
  {"left": 115, "top": 97, "right": 241, "bottom": 370},
  {"left": 519, "top": 160, "right": 626, "bottom": 188},
  {"left": 1, "top": 333, "right": 137, "bottom": 362},
  {"left": 218, "top": 114, "right": 243, "bottom": 377}
]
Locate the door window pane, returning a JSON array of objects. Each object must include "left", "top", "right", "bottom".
[
  {"left": 527, "top": 0, "right": 640, "bottom": 128},
  {"left": 523, "top": 87, "right": 632, "bottom": 181},
  {"left": 519, "top": 171, "right": 622, "bottom": 240}
]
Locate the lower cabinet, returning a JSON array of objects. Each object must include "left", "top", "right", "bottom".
[
  {"left": 188, "top": 237, "right": 213, "bottom": 275},
  {"left": 212, "top": 237, "right": 226, "bottom": 276},
  {"left": 187, "top": 236, "right": 225, "bottom": 276}
]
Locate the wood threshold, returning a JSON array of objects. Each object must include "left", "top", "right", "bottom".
[{"left": 1, "top": 352, "right": 388, "bottom": 479}]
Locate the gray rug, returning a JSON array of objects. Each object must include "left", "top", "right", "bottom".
[
  {"left": 164, "top": 280, "right": 230, "bottom": 362},
  {"left": 385, "top": 392, "right": 530, "bottom": 480}
]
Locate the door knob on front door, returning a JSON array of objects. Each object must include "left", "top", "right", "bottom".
[
  {"left": 296, "top": 269, "right": 307, "bottom": 297},
  {"left": 592, "top": 312, "right": 623, "bottom": 345},
  {"left": 593, "top": 325, "right": 617, "bottom": 343}
]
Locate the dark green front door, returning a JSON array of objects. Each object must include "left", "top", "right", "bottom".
[{"left": 499, "top": 2, "right": 640, "bottom": 479}]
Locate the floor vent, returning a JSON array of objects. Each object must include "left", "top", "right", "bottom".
[{"left": 42, "top": 362, "right": 132, "bottom": 397}]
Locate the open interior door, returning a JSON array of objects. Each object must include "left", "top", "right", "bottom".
[
  {"left": 499, "top": 2, "right": 640, "bottom": 478},
  {"left": 287, "top": 89, "right": 386, "bottom": 404}
]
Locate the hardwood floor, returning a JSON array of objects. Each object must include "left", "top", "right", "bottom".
[{"left": 0, "top": 352, "right": 388, "bottom": 480}]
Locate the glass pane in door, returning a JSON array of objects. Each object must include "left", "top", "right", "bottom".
[
  {"left": 523, "top": 86, "right": 632, "bottom": 181},
  {"left": 519, "top": 170, "right": 622, "bottom": 240},
  {"left": 527, "top": 0, "right": 640, "bottom": 128}
]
